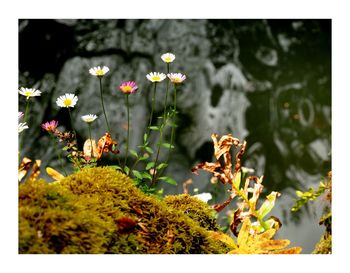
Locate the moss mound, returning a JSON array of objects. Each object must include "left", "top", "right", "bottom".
[
  {"left": 164, "top": 194, "right": 219, "bottom": 231},
  {"left": 19, "top": 167, "right": 228, "bottom": 254}
]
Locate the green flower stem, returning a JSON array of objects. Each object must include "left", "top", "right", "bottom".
[
  {"left": 168, "top": 84, "right": 177, "bottom": 150},
  {"left": 99, "top": 77, "right": 111, "bottom": 133},
  {"left": 163, "top": 63, "right": 170, "bottom": 121},
  {"left": 88, "top": 123, "right": 93, "bottom": 157},
  {"left": 67, "top": 107, "right": 81, "bottom": 170},
  {"left": 67, "top": 108, "right": 77, "bottom": 145},
  {"left": 124, "top": 94, "right": 130, "bottom": 168},
  {"left": 23, "top": 98, "right": 31, "bottom": 123},
  {"left": 147, "top": 82, "right": 157, "bottom": 137},
  {"left": 50, "top": 133, "right": 67, "bottom": 176}
]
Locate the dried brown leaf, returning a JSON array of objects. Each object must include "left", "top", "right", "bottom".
[
  {"left": 182, "top": 178, "right": 193, "bottom": 194},
  {"left": 18, "top": 157, "right": 32, "bottom": 182},
  {"left": 29, "top": 159, "right": 41, "bottom": 180},
  {"left": 96, "top": 133, "right": 119, "bottom": 160},
  {"left": 83, "top": 139, "right": 98, "bottom": 159}
]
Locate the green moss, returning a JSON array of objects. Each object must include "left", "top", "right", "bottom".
[{"left": 19, "top": 167, "right": 228, "bottom": 254}]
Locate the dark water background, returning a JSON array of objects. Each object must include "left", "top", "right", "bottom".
[{"left": 18, "top": 19, "right": 331, "bottom": 253}]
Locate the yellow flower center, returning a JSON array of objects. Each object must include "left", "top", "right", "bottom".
[
  {"left": 63, "top": 99, "right": 72, "bottom": 106},
  {"left": 165, "top": 57, "right": 172, "bottom": 62},
  {"left": 121, "top": 86, "right": 132, "bottom": 92},
  {"left": 152, "top": 76, "right": 161, "bottom": 81},
  {"left": 95, "top": 69, "right": 104, "bottom": 76},
  {"left": 24, "top": 91, "right": 32, "bottom": 97}
]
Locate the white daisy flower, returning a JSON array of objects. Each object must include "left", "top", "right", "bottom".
[
  {"left": 18, "top": 87, "right": 42, "bottom": 99},
  {"left": 18, "top": 122, "right": 29, "bottom": 133},
  {"left": 167, "top": 73, "right": 186, "bottom": 84},
  {"left": 56, "top": 93, "right": 78, "bottom": 108},
  {"left": 161, "top": 53, "right": 176, "bottom": 63},
  {"left": 193, "top": 192, "right": 213, "bottom": 203},
  {"left": 146, "top": 72, "right": 166, "bottom": 82},
  {"left": 81, "top": 114, "right": 98, "bottom": 123},
  {"left": 89, "top": 66, "right": 110, "bottom": 77}
]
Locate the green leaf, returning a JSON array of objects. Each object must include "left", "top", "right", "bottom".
[
  {"left": 142, "top": 172, "right": 152, "bottom": 180},
  {"left": 145, "top": 147, "right": 154, "bottom": 154},
  {"left": 145, "top": 162, "right": 155, "bottom": 170},
  {"left": 295, "top": 190, "right": 303, "bottom": 198},
  {"left": 168, "top": 122, "right": 178, "bottom": 128},
  {"left": 112, "top": 144, "right": 117, "bottom": 152},
  {"left": 159, "top": 176, "right": 177, "bottom": 185},
  {"left": 257, "top": 191, "right": 280, "bottom": 219},
  {"left": 124, "top": 165, "right": 130, "bottom": 175},
  {"left": 109, "top": 165, "right": 123, "bottom": 171},
  {"left": 143, "top": 133, "right": 148, "bottom": 143},
  {"left": 161, "top": 143, "right": 174, "bottom": 149},
  {"left": 130, "top": 149, "right": 138, "bottom": 158},
  {"left": 149, "top": 126, "right": 159, "bottom": 131},
  {"left": 132, "top": 170, "right": 143, "bottom": 180},
  {"left": 156, "top": 163, "right": 168, "bottom": 170},
  {"left": 62, "top": 146, "right": 69, "bottom": 151},
  {"left": 139, "top": 153, "right": 150, "bottom": 161}
]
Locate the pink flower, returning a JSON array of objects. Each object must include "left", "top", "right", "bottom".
[
  {"left": 18, "top": 112, "right": 24, "bottom": 120},
  {"left": 41, "top": 120, "right": 58, "bottom": 133},
  {"left": 167, "top": 73, "right": 186, "bottom": 84},
  {"left": 119, "top": 81, "right": 138, "bottom": 94}
]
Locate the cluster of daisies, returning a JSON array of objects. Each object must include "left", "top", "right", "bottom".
[
  {"left": 18, "top": 52, "right": 186, "bottom": 166},
  {"left": 19, "top": 52, "right": 185, "bottom": 132},
  {"left": 146, "top": 53, "right": 186, "bottom": 84}
]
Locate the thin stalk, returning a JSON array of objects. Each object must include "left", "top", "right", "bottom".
[
  {"left": 88, "top": 123, "right": 93, "bottom": 157},
  {"left": 19, "top": 99, "right": 30, "bottom": 162},
  {"left": 124, "top": 94, "right": 130, "bottom": 168},
  {"left": 99, "top": 77, "right": 111, "bottom": 133},
  {"left": 68, "top": 108, "right": 81, "bottom": 170},
  {"left": 168, "top": 84, "right": 177, "bottom": 154},
  {"left": 163, "top": 63, "right": 170, "bottom": 121},
  {"left": 147, "top": 82, "right": 157, "bottom": 136},
  {"left": 67, "top": 108, "right": 77, "bottom": 146},
  {"left": 50, "top": 133, "right": 67, "bottom": 176}
]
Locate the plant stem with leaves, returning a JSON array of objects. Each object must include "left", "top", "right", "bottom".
[{"left": 157, "top": 84, "right": 178, "bottom": 179}]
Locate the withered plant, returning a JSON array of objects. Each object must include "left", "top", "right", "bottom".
[{"left": 192, "top": 133, "right": 282, "bottom": 235}]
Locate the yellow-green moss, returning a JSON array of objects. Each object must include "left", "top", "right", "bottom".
[
  {"left": 312, "top": 234, "right": 332, "bottom": 254},
  {"left": 164, "top": 194, "right": 219, "bottom": 231},
  {"left": 19, "top": 167, "right": 228, "bottom": 254}
]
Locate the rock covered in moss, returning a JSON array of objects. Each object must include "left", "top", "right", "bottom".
[{"left": 19, "top": 167, "right": 228, "bottom": 254}]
